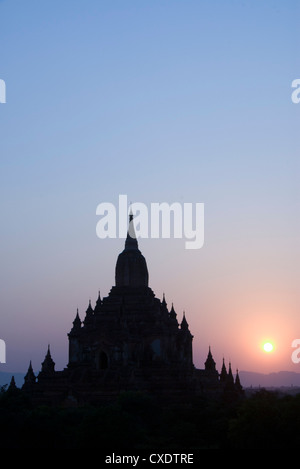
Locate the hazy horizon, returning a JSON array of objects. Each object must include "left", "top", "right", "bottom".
[{"left": 1, "top": 1, "right": 299, "bottom": 377}]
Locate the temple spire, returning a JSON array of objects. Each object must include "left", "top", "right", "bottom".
[
  {"left": 115, "top": 208, "right": 149, "bottom": 287},
  {"left": 41, "top": 345, "right": 55, "bottom": 374},
  {"left": 205, "top": 346, "right": 216, "bottom": 371},
  {"left": 180, "top": 311, "right": 189, "bottom": 330},
  {"left": 84, "top": 300, "right": 94, "bottom": 326},
  {"left": 220, "top": 357, "right": 227, "bottom": 382},
  {"left": 8, "top": 375, "right": 17, "bottom": 391},
  {"left": 94, "top": 291, "right": 102, "bottom": 314},
  {"left": 227, "top": 361, "right": 234, "bottom": 385},
  {"left": 169, "top": 303, "right": 177, "bottom": 320},
  {"left": 235, "top": 369, "right": 243, "bottom": 393},
  {"left": 23, "top": 360, "right": 36, "bottom": 389},
  {"left": 125, "top": 208, "right": 138, "bottom": 251},
  {"left": 70, "top": 308, "right": 81, "bottom": 332}
]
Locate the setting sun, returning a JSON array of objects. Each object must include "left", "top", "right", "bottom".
[{"left": 263, "top": 342, "right": 274, "bottom": 353}]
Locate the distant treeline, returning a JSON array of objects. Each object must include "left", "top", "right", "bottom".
[{"left": 1, "top": 385, "right": 300, "bottom": 449}]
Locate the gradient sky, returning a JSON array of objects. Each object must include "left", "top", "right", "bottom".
[{"left": 0, "top": 0, "right": 299, "bottom": 377}]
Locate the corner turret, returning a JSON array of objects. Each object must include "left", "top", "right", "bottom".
[
  {"left": 23, "top": 360, "right": 36, "bottom": 389},
  {"left": 205, "top": 346, "right": 216, "bottom": 372},
  {"left": 40, "top": 345, "right": 55, "bottom": 375}
]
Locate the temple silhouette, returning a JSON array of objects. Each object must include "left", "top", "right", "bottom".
[{"left": 20, "top": 213, "right": 243, "bottom": 405}]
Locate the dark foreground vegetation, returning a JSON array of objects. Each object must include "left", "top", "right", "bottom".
[{"left": 1, "top": 385, "right": 300, "bottom": 449}]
